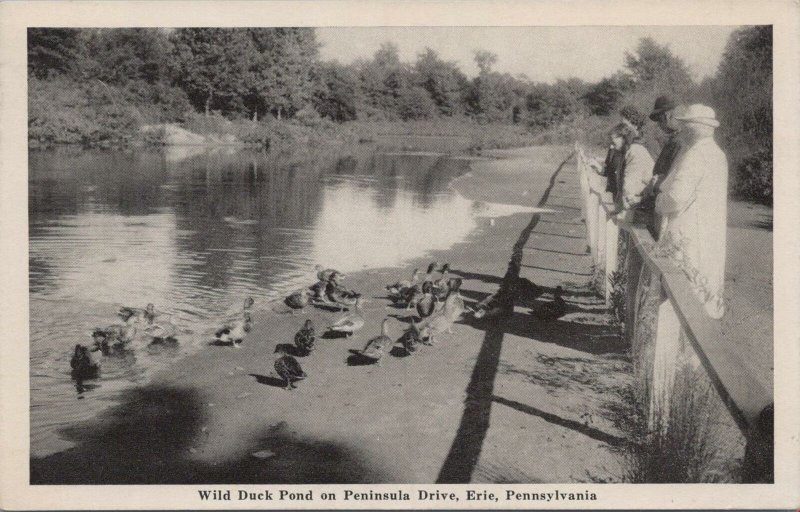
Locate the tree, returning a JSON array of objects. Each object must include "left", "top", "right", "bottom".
[
  {"left": 27, "top": 28, "right": 82, "bottom": 79},
  {"left": 712, "top": 26, "right": 772, "bottom": 202},
  {"left": 80, "top": 28, "right": 173, "bottom": 85},
  {"left": 624, "top": 37, "right": 693, "bottom": 95},
  {"left": 246, "top": 28, "right": 320, "bottom": 120},
  {"left": 467, "top": 50, "right": 518, "bottom": 121},
  {"left": 473, "top": 50, "right": 498, "bottom": 75},
  {"left": 397, "top": 86, "right": 437, "bottom": 120},
  {"left": 313, "top": 62, "right": 360, "bottom": 122},
  {"left": 582, "top": 77, "right": 624, "bottom": 116},
  {"left": 357, "top": 43, "right": 413, "bottom": 119},
  {"left": 171, "top": 28, "right": 254, "bottom": 116},
  {"left": 414, "top": 48, "right": 468, "bottom": 116}
]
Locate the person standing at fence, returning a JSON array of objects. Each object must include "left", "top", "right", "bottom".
[
  {"left": 599, "top": 106, "right": 647, "bottom": 203},
  {"left": 655, "top": 104, "right": 728, "bottom": 319},
  {"left": 606, "top": 122, "right": 655, "bottom": 221},
  {"left": 642, "top": 95, "right": 683, "bottom": 237}
]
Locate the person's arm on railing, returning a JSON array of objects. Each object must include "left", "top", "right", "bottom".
[{"left": 621, "top": 143, "right": 655, "bottom": 209}]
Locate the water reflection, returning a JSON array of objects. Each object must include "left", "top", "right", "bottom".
[{"left": 28, "top": 144, "right": 498, "bottom": 457}]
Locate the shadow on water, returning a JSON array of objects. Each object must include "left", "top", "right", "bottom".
[{"left": 30, "top": 384, "right": 387, "bottom": 484}]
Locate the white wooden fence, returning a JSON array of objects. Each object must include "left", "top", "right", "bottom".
[{"left": 574, "top": 142, "right": 773, "bottom": 482}]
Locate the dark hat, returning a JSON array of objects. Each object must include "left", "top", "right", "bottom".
[{"left": 649, "top": 95, "right": 677, "bottom": 121}]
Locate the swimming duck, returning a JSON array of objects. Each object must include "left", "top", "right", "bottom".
[
  {"left": 91, "top": 325, "right": 136, "bottom": 355},
  {"left": 70, "top": 344, "right": 99, "bottom": 380},
  {"left": 214, "top": 311, "right": 252, "bottom": 348},
  {"left": 145, "top": 319, "right": 179, "bottom": 344},
  {"left": 327, "top": 298, "right": 365, "bottom": 337},
  {"left": 530, "top": 286, "right": 567, "bottom": 321},
  {"left": 415, "top": 281, "right": 437, "bottom": 319},
  {"left": 294, "top": 319, "right": 315, "bottom": 356},
  {"left": 118, "top": 303, "right": 156, "bottom": 324},
  {"left": 386, "top": 268, "right": 421, "bottom": 299},
  {"left": 360, "top": 318, "right": 392, "bottom": 366},
  {"left": 285, "top": 289, "right": 311, "bottom": 312},
  {"left": 274, "top": 355, "right": 306, "bottom": 390}
]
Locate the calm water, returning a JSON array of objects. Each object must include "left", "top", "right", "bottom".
[{"left": 29, "top": 143, "right": 537, "bottom": 457}]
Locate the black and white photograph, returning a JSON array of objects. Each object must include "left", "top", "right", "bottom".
[{"left": 1, "top": 0, "right": 798, "bottom": 509}]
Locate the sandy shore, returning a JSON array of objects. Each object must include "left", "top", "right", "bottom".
[{"left": 30, "top": 144, "right": 772, "bottom": 484}]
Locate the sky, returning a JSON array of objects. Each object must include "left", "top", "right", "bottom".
[{"left": 317, "top": 26, "right": 739, "bottom": 83}]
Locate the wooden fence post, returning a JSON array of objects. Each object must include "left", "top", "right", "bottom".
[
  {"left": 624, "top": 239, "right": 643, "bottom": 347},
  {"left": 649, "top": 297, "right": 682, "bottom": 428},
  {"left": 604, "top": 212, "right": 619, "bottom": 306}
]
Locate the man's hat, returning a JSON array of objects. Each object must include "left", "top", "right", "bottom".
[
  {"left": 649, "top": 95, "right": 677, "bottom": 121},
  {"left": 673, "top": 104, "right": 720, "bottom": 128}
]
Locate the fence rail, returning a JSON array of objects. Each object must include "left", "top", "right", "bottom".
[{"left": 574, "top": 142, "right": 773, "bottom": 482}]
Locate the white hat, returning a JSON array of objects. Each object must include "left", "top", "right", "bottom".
[{"left": 673, "top": 104, "right": 719, "bottom": 128}]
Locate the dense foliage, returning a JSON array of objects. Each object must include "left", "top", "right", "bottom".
[{"left": 28, "top": 27, "right": 772, "bottom": 203}]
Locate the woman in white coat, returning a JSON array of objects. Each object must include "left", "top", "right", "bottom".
[{"left": 655, "top": 104, "right": 728, "bottom": 319}]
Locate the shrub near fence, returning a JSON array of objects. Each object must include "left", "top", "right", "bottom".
[{"left": 574, "top": 143, "right": 773, "bottom": 483}]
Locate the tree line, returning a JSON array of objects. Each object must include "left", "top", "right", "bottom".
[{"left": 28, "top": 26, "right": 772, "bottom": 202}]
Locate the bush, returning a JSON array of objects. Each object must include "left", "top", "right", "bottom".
[{"left": 732, "top": 145, "right": 772, "bottom": 205}]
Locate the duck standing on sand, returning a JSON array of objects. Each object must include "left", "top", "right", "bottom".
[
  {"left": 71, "top": 344, "right": 100, "bottom": 381},
  {"left": 327, "top": 298, "right": 365, "bottom": 337},
  {"left": 415, "top": 281, "right": 437, "bottom": 319},
  {"left": 294, "top": 319, "right": 316, "bottom": 356},
  {"left": 433, "top": 263, "right": 451, "bottom": 300},
  {"left": 360, "top": 318, "right": 392, "bottom": 366},
  {"left": 325, "top": 277, "right": 362, "bottom": 312},
  {"left": 214, "top": 311, "right": 252, "bottom": 348},
  {"left": 399, "top": 322, "right": 423, "bottom": 356},
  {"left": 386, "top": 268, "right": 420, "bottom": 301},
  {"left": 312, "top": 265, "right": 343, "bottom": 300},
  {"left": 275, "top": 355, "right": 306, "bottom": 390},
  {"left": 442, "top": 278, "right": 469, "bottom": 323},
  {"left": 530, "top": 286, "right": 567, "bottom": 321},
  {"left": 285, "top": 289, "right": 311, "bottom": 312},
  {"left": 404, "top": 262, "right": 436, "bottom": 310}
]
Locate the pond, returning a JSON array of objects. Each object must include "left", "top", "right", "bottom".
[{"left": 28, "top": 143, "right": 506, "bottom": 457}]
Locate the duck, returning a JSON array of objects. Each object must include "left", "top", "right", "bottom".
[
  {"left": 422, "top": 261, "right": 438, "bottom": 283},
  {"left": 91, "top": 325, "right": 136, "bottom": 355},
  {"left": 274, "top": 355, "right": 306, "bottom": 390},
  {"left": 472, "top": 289, "right": 513, "bottom": 320},
  {"left": 294, "top": 319, "right": 315, "bottom": 356},
  {"left": 433, "top": 263, "right": 451, "bottom": 300},
  {"left": 285, "top": 289, "right": 311, "bottom": 312},
  {"left": 314, "top": 264, "right": 342, "bottom": 283},
  {"left": 359, "top": 318, "right": 392, "bottom": 366},
  {"left": 442, "top": 278, "right": 470, "bottom": 323},
  {"left": 327, "top": 298, "right": 365, "bottom": 337},
  {"left": 70, "top": 344, "right": 99, "bottom": 380},
  {"left": 325, "top": 280, "right": 362, "bottom": 311},
  {"left": 415, "top": 281, "right": 437, "bottom": 319},
  {"left": 214, "top": 311, "right": 252, "bottom": 348},
  {"left": 386, "top": 268, "right": 421, "bottom": 299},
  {"left": 118, "top": 303, "right": 156, "bottom": 324},
  {"left": 530, "top": 286, "right": 567, "bottom": 321},
  {"left": 399, "top": 322, "right": 423, "bottom": 356},
  {"left": 144, "top": 319, "right": 179, "bottom": 344}
]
